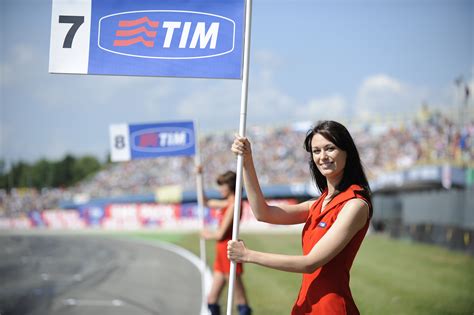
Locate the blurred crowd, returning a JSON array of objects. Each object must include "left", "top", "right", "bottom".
[
  {"left": 0, "top": 188, "right": 71, "bottom": 217},
  {"left": 1, "top": 107, "right": 473, "bottom": 216}
]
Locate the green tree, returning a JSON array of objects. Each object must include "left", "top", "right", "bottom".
[
  {"left": 31, "top": 159, "right": 54, "bottom": 189},
  {"left": 10, "top": 161, "right": 32, "bottom": 187},
  {"left": 0, "top": 155, "right": 103, "bottom": 190},
  {"left": 72, "top": 156, "right": 101, "bottom": 183},
  {"left": 52, "top": 155, "right": 76, "bottom": 187},
  {"left": 0, "top": 160, "right": 6, "bottom": 189}
]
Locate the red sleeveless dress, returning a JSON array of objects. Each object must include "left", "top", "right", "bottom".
[
  {"left": 214, "top": 204, "right": 243, "bottom": 274},
  {"left": 292, "top": 185, "right": 371, "bottom": 315}
]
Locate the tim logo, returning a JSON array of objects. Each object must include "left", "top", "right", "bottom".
[
  {"left": 98, "top": 10, "right": 236, "bottom": 59},
  {"left": 131, "top": 127, "right": 195, "bottom": 153},
  {"left": 113, "top": 17, "right": 159, "bottom": 48}
]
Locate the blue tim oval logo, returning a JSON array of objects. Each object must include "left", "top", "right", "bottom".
[
  {"left": 98, "top": 10, "right": 236, "bottom": 59},
  {"left": 131, "top": 127, "right": 195, "bottom": 153}
]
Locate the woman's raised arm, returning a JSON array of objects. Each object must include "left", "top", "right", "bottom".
[{"left": 232, "top": 135, "right": 310, "bottom": 225}]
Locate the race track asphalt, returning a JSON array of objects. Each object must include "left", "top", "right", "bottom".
[{"left": 0, "top": 233, "right": 204, "bottom": 315}]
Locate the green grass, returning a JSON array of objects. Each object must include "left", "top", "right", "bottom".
[{"left": 127, "top": 232, "right": 474, "bottom": 315}]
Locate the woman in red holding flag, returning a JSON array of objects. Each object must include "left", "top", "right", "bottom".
[
  {"left": 197, "top": 168, "right": 252, "bottom": 315},
  {"left": 228, "top": 120, "right": 372, "bottom": 314}
]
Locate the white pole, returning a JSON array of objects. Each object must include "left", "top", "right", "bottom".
[
  {"left": 194, "top": 122, "right": 208, "bottom": 314},
  {"left": 226, "top": 0, "right": 252, "bottom": 313}
]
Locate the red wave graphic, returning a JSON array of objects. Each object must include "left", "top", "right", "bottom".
[
  {"left": 113, "top": 36, "right": 155, "bottom": 47},
  {"left": 118, "top": 16, "right": 159, "bottom": 28},
  {"left": 115, "top": 26, "right": 156, "bottom": 37},
  {"left": 116, "top": 26, "right": 157, "bottom": 38}
]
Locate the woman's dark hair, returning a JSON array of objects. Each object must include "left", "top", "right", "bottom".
[
  {"left": 304, "top": 120, "right": 372, "bottom": 212},
  {"left": 216, "top": 171, "right": 237, "bottom": 193}
]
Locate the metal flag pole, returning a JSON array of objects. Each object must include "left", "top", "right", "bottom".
[
  {"left": 226, "top": 0, "right": 252, "bottom": 313},
  {"left": 194, "top": 121, "right": 208, "bottom": 315}
]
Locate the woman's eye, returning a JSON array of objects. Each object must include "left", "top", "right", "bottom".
[{"left": 312, "top": 150, "right": 320, "bottom": 154}]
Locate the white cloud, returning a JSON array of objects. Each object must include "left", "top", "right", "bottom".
[
  {"left": 176, "top": 50, "right": 292, "bottom": 131},
  {"left": 2, "top": 39, "right": 468, "bottom": 163},
  {"left": 252, "top": 50, "right": 284, "bottom": 83},
  {"left": 174, "top": 50, "right": 350, "bottom": 129},
  {"left": 12, "top": 44, "right": 35, "bottom": 65},
  {"left": 0, "top": 41, "right": 179, "bottom": 118},
  {"left": 360, "top": 74, "right": 402, "bottom": 93},
  {"left": 35, "top": 75, "right": 177, "bottom": 111},
  {"left": 176, "top": 80, "right": 241, "bottom": 131},
  {"left": 248, "top": 80, "right": 298, "bottom": 124},
  {"left": 296, "top": 95, "right": 348, "bottom": 121},
  {"left": 354, "top": 74, "right": 427, "bottom": 119},
  {"left": 247, "top": 51, "right": 350, "bottom": 125},
  {"left": 1, "top": 44, "right": 38, "bottom": 87}
]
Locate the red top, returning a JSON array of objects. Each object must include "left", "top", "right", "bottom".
[
  {"left": 216, "top": 201, "right": 242, "bottom": 239},
  {"left": 291, "top": 185, "right": 371, "bottom": 315},
  {"left": 214, "top": 203, "right": 243, "bottom": 274}
]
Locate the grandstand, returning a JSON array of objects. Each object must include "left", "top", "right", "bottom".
[{"left": 1, "top": 106, "right": 473, "bottom": 253}]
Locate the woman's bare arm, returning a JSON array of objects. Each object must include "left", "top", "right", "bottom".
[
  {"left": 228, "top": 199, "right": 369, "bottom": 273},
  {"left": 232, "top": 136, "right": 310, "bottom": 225}
]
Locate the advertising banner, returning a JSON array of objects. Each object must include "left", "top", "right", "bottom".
[
  {"left": 49, "top": 0, "right": 244, "bottom": 79},
  {"left": 109, "top": 120, "right": 195, "bottom": 162}
]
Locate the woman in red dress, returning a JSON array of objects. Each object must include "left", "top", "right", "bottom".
[
  {"left": 198, "top": 168, "right": 252, "bottom": 315},
  {"left": 228, "top": 120, "right": 372, "bottom": 314}
]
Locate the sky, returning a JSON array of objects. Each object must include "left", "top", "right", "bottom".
[{"left": 1, "top": 0, "right": 473, "bottom": 164}]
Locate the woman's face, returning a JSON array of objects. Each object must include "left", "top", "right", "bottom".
[
  {"left": 311, "top": 133, "right": 347, "bottom": 181},
  {"left": 218, "top": 184, "right": 231, "bottom": 198}
]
